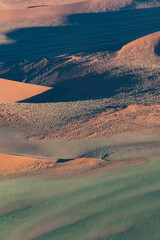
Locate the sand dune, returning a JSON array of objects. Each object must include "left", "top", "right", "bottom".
[
  {"left": 0, "top": 0, "right": 159, "bottom": 11},
  {"left": 0, "top": 78, "right": 52, "bottom": 103},
  {"left": 0, "top": 153, "right": 59, "bottom": 176},
  {"left": 0, "top": 32, "right": 159, "bottom": 105},
  {"left": 0, "top": 152, "right": 104, "bottom": 177},
  {"left": 0, "top": 0, "right": 159, "bottom": 45},
  {"left": 116, "top": 31, "right": 160, "bottom": 67},
  {"left": 0, "top": 152, "right": 147, "bottom": 178},
  {"left": 118, "top": 31, "right": 160, "bottom": 57}
]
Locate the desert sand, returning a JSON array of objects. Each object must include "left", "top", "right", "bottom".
[
  {"left": 0, "top": 78, "right": 52, "bottom": 103},
  {"left": 42, "top": 105, "right": 160, "bottom": 141},
  {"left": 0, "top": 152, "right": 148, "bottom": 178},
  {"left": 0, "top": 153, "right": 104, "bottom": 177},
  {"left": 0, "top": 0, "right": 159, "bottom": 188},
  {"left": 0, "top": 153, "right": 55, "bottom": 175},
  {"left": 0, "top": 103, "right": 159, "bottom": 141},
  {"left": 115, "top": 31, "right": 160, "bottom": 68},
  {"left": 0, "top": 0, "right": 159, "bottom": 11},
  {"left": 0, "top": 2, "right": 160, "bottom": 239}
]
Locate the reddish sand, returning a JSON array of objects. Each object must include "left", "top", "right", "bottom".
[
  {"left": 40, "top": 105, "right": 160, "bottom": 141},
  {"left": 113, "top": 31, "right": 160, "bottom": 68},
  {"left": 0, "top": 0, "right": 132, "bottom": 12},
  {"left": 0, "top": 78, "right": 52, "bottom": 103},
  {"left": 0, "top": 152, "right": 148, "bottom": 178},
  {"left": 0, "top": 153, "right": 104, "bottom": 177},
  {"left": 0, "top": 153, "right": 56, "bottom": 175},
  {"left": 0, "top": 6, "right": 56, "bottom": 21},
  {"left": 117, "top": 31, "right": 160, "bottom": 57},
  {"left": 0, "top": 0, "right": 152, "bottom": 22}
]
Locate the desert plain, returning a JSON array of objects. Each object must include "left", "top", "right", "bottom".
[{"left": 0, "top": 0, "right": 160, "bottom": 240}]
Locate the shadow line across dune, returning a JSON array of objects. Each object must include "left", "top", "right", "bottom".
[{"left": 20, "top": 73, "right": 137, "bottom": 103}]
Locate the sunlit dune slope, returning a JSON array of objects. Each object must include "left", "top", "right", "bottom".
[
  {"left": 0, "top": 152, "right": 105, "bottom": 176},
  {"left": 0, "top": 78, "right": 52, "bottom": 103},
  {"left": 0, "top": 153, "right": 147, "bottom": 178},
  {"left": 116, "top": 31, "right": 160, "bottom": 67},
  {"left": 0, "top": 153, "right": 56, "bottom": 175},
  {"left": 0, "top": 0, "right": 131, "bottom": 22},
  {"left": 0, "top": 0, "right": 86, "bottom": 9}
]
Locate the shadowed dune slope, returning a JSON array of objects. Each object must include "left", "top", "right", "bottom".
[
  {"left": 19, "top": 31, "right": 160, "bottom": 103},
  {"left": 0, "top": 78, "right": 52, "bottom": 103}
]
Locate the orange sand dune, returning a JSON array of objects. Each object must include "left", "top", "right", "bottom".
[
  {"left": 0, "top": 153, "right": 147, "bottom": 178},
  {"left": 0, "top": 152, "right": 105, "bottom": 176},
  {"left": 0, "top": 1, "right": 159, "bottom": 46},
  {"left": 114, "top": 31, "right": 160, "bottom": 68},
  {"left": 0, "top": 153, "right": 55, "bottom": 175},
  {"left": 0, "top": 78, "right": 52, "bottom": 103},
  {"left": 117, "top": 31, "right": 160, "bottom": 57}
]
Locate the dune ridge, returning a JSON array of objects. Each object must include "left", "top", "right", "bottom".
[
  {"left": 0, "top": 152, "right": 148, "bottom": 178},
  {"left": 0, "top": 78, "right": 52, "bottom": 103},
  {"left": 115, "top": 31, "right": 160, "bottom": 68},
  {"left": 0, "top": 152, "right": 105, "bottom": 177}
]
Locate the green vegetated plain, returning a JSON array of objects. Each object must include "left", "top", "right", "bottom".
[{"left": 0, "top": 153, "right": 160, "bottom": 240}]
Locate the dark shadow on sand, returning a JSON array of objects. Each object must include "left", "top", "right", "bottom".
[
  {"left": 20, "top": 72, "right": 137, "bottom": 103},
  {"left": 56, "top": 158, "right": 74, "bottom": 163},
  {"left": 0, "top": 7, "right": 160, "bottom": 62},
  {"left": 0, "top": 7, "right": 160, "bottom": 102},
  {"left": 155, "top": 41, "right": 160, "bottom": 56}
]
